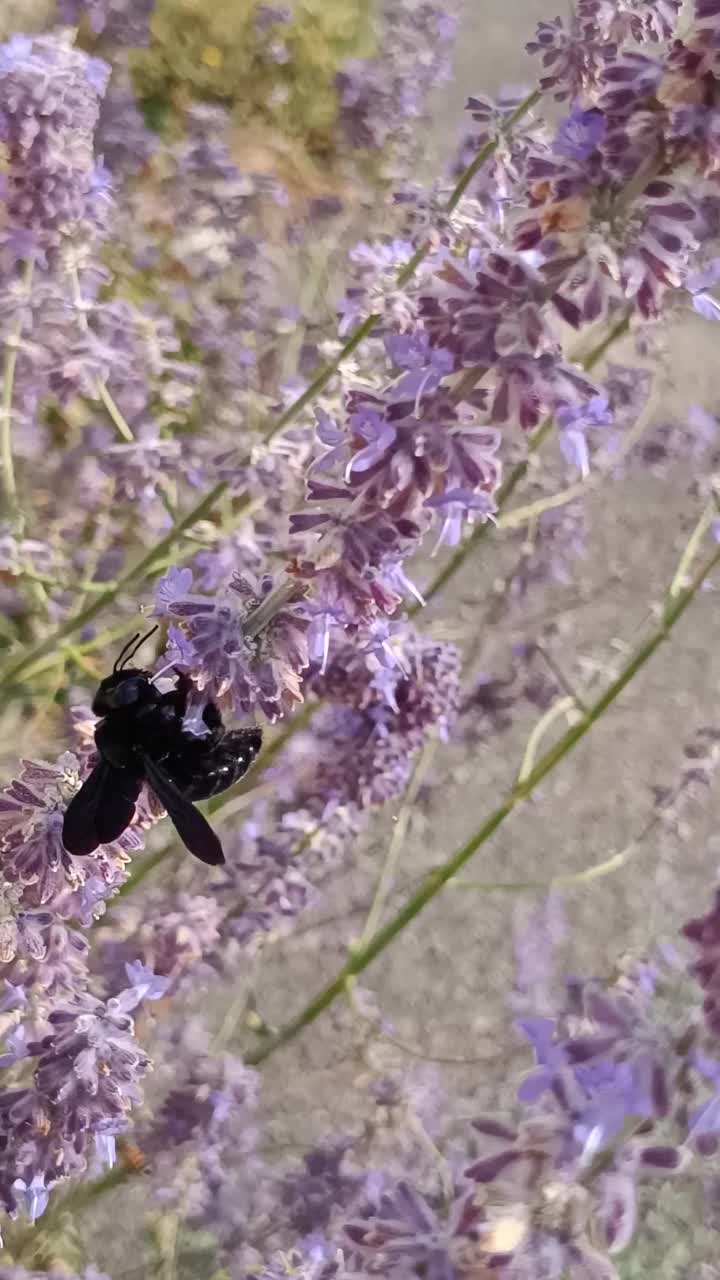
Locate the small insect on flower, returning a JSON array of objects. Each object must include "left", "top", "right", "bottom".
[
  {"left": 61, "top": 627, "right": 262, "bottom": 866},
  {"left": 117, "top": 1137, "right": 149, "bottom": 1174}
]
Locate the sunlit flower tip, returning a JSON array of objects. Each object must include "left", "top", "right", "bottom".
[
  {"left": 11, "top": 1172, "right": 49, "bottom": 1222},
  {"left": 95, "top": 1133, "right": 116, "bottom": 1169},
  {"left": 425, "top": 488, "right": 498, "bottom": 552},
  {"left": 556, "top": 395, "right": 613, "bottom": 476},
  {"left": 123, "top": 960, "right": 172, "bottom": 1003},
  {"left": 685, "top": 259, "right": 720, "bottom": 319}
]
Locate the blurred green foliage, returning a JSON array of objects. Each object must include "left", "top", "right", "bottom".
[
  {"left": 129, "top": 0, "right": 378, "bottom": 153},
  {"left": 144, "top": 1210, "right": 231, "bottom": 1280}
]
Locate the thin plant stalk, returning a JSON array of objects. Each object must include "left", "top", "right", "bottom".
[{"left": 1, "top": 259, "right": 35, "bottom": 518}]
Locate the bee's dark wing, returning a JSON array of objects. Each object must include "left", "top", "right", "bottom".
[
  {"left": 141, "top": 754, "right": 225, "bottom": 866},
  {"left": 62, "top": 761, "right": 140, "bottom": 855}
]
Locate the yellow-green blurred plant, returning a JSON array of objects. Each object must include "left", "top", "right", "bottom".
[{"left": 129, "top": 0, "right": 377, "bottom": 154}]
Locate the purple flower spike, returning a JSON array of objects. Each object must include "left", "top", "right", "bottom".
[
  {"left": 155, "top": 567, "right": 310, "bottom": 721},
  {"left": 0, "top": 34, "right": 112, "bottom": 257}
]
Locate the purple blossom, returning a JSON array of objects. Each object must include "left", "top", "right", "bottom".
[
  {"left": 345, "top": 1178, "right": 485, "bottom": 1280},
  {"left": 155, "top": 567, "right": 310, "bottom": 721},
  {"left": 281, "top": 1143, "right": 363, "bottom": 1237},
  {"left": 556, "top": 394, "right": 613, "bottom": 476},
  {"left": 56, "top": 0, "right": 154, "bottom": 45},
  {"left": 336, "top": 0, "right": 456, "bottom": 154},
  {"left": 0, "top": 755, "right": 132, "bottom": 921},
  {"left": 0, "top": 985, "right": 152, "bottom": 1216},
  {"left": 0, "top": 34, "right": 111, "bottom": 258},
  {"left": 555, "top": 107, "right": 608, "bottom": 160},
  {"left": 290, "top": 370, "right": 502, "bottom": 619},
  {"left": 526, "top": 11, "right": 613, "bottom": 102},
  {"left": 464, "top": 1099, "right": 683, "bottom": 1276},
  {"left": 144, "top": 1048, "right": 257, "bottom": 1155},
  {"left": 685, "top": 257, "right": 720, "bottom": 320},
  {"left": 123, "top": 959, "right": 171, "bottom": 1003},
  {"left": 514, "top": 970, "right": 682, "bottom": 1141},
  {"left": 95, "top": 59, "right": 156, "bottom": 180},
  {"left": 309, "top": 628, "right": 461, "bottom": 808},
  {"left": 683, "top": 888, "right": 720, "bottom": 1036},
  {"left": 97, "top": 891, "right": 225, "bottom": 988}
]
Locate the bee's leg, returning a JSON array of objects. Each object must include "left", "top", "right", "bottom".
[
  {"left": 159, "top": 670, "right": 193, "bottom": 717},
  {"left": 202, "top": 700, "right": 223, "bottom": 732}
]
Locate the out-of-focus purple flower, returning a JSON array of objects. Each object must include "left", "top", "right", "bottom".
[
  {"left": 135, "top": 1032, "right": 259, "bottom": 1222},
  {"left": 336, "top": 0, "right": 457, "bottom": 156},
  {"left": 465, "top": 1099, "right": 684, "bottom": 1275},
  {"left": 337, "top": 238, "right": 417, "bottom": 335},
  {"left": 526, "top": 10, "right": 613, "bottom": 102},
  {"left": 685, "top": 258, "right": 720, "bottom": 320},
  {"left": 557, "top": 393, "right": 613, "bottom": 476},
  {"left": 97, "top": 891, "right": 225, "bottom": 989},
  {"left": 515, "top": 972, "right": 679, "bottom": 1138},
  {"left": 145, "top": 1049, "right": 258, "bottom": 1154},
  {"left": 95, "top": 60, "right": 156, "bottom": 180},
  {"left": 123, "top": 959, "right": 171, "bottom": 1003},
  {"left": 0, "top": 34, "right": 111, "bottom": 258},
  {"left": 460, "top": 88, "right": 541, "bottom": 206},
  {"left": 56, "top": 0, "right": 154, "bottom": 45},
  {"left": 312, "top": 625, "right": 460, "bottom": 742},
  {"left": 683, "top": 888, "right": 720, "bottom": 1036},
  {"left": 281, "top": 1143, "right": 363, "bottom": 1237},
  {"left": 155, "top": 567, "right": 309, "bottom": 721},
  {"left": 345, "top": 1178, "right": 485, "bottom": 1279}
]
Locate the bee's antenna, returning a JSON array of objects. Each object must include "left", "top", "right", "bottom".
[
  {"left": 114, "top": 632, "right": 141, "bottom": 674},
  {"left": 115, "top": 624, "right": 160, "bottom": 672}
]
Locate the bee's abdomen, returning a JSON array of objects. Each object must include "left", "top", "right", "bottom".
[{"left": 179, "top": 729, "right": 262, "bottom": 802}]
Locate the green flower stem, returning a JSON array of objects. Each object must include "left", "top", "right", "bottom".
[
  {"left": 0, "top": 479, "right": 230, "bottom": 693},
  {"left": 69, "top": 264, "right": 135, "bottom": 443},
  {"left": 244, "top": 540, "right": 720, "bottom": 1067},
  {"left": 1, "top": 259, "right": 35, "bottom": 519},
  {"left": 0, "top": 92, "right": 542, "bottom": 693}
]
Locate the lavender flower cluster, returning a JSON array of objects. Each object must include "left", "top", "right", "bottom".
[{"left": 0, "top": 0, "right": 719, "bottom": 1274}]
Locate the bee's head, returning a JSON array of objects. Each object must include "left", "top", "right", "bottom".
[
  {"left": 94, "top": 625, "right": 161, "bottom": 717},
  {"left": 92, "top": 668, "right": 155, "bottom": 717}
]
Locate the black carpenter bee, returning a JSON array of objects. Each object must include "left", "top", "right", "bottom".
[{"left": 62, "top": 627, "right": 262, "bottom": 866}]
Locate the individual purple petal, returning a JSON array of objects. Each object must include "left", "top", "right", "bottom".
[
  {"left": 555, "top": 106, "right": 607, "bottom": 159},
  {"left": 464, "top": 1150, "right": 521, "bottom": 1183}
]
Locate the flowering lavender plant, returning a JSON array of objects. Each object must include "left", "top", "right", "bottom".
[{"left": 0, "top": 0, "right": 720, "bottom": 1276}]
